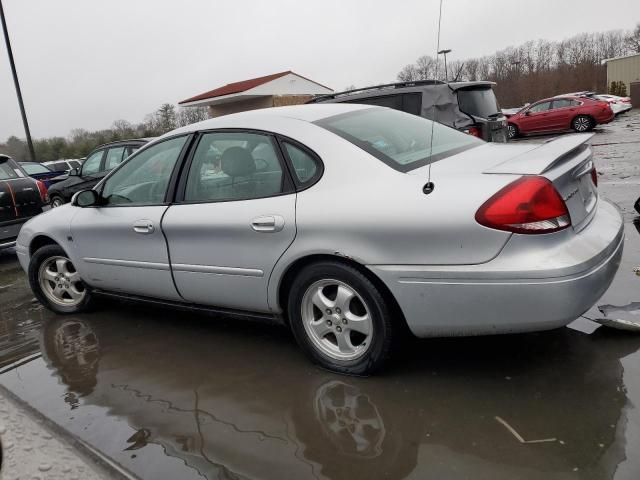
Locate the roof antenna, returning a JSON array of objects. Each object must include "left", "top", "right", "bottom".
[{"left": 424, "top": 0, "right": 444, "bottom": 196}]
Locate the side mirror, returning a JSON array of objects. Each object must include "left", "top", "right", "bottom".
[
  {"left": 69, "top": 167, "right": 79, "bottom": 176},
  {"left": 72, "top": 189, "right": 100, "bottom": 207},
  {"left": 524, "top": 111, "right": 531, "bottom": 116}
]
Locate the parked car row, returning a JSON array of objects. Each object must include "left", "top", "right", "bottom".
[{"left": 0, "top": 156, "right": 46, "bottom": 248}]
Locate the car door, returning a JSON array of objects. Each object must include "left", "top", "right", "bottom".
[
  {"left": 70, "top": 135, "right": 190, "bottom": 300},
  {"left": 162, "top": 130, "right": 297, "bottom": 313},
  {"left": 519, "top": 101, "right": 552, "bottom": 132},
  {"left": 549, "top": 98, "right": 578, "bottom": 130}
]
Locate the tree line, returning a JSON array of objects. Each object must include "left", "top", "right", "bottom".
[
  {"left": 0, "top": 104, "right": 208, "bottom": 162},
  {"left": 398, "top": 24, "right": 640, "bottom": 107}
]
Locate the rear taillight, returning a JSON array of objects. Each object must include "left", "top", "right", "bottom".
[
  {"left": 590, "top": 166, "right": 598, "bottom": 187},
  {"left": 35, "top": 180, "right": 48, "bottom": 203},
  {"left": 475, "top": 176, "right": 570, "bottom": 234},
  {"left": 464, "top": 126, "right": 482, "bottom": 138}
]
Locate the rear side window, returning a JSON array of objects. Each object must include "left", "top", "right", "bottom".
[
  {"left": 457, "top": 87, "right": 500, "bottom": 118},
  {"left": 184, "top": 132, "right": 284, "bottom": 203},
  {"left": 0, "top": 160, "right": 19, "bottom": 180},
  {"left": 315, "top": 107, "right": 482, "bottom": 172},
  {"left": 345, "top": 93, "right": 422, "bottom": 116},
  {"left": 282, "top": 142, "right": 318, "bottom": 183}
]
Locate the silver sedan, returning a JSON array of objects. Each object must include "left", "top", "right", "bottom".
[{"left": 16, "top": 104, "right": 623, "bottom": 374}]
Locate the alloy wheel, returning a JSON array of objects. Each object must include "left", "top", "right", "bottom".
[
  {"left": 574, "top": 117, "right": 591, "bottom": 132},
  {"left": 38, "top": 256, "right": 86, "bottom": 307},
  {"left": 301, "top": 279, "right": 373, "bottom": 361},
  {"left": 51, "top": 197, "right": 64, "bottom": 208}
]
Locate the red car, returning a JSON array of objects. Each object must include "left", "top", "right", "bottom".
[{"left": 506, "top": 96, "right": 614, "bottom": 139}]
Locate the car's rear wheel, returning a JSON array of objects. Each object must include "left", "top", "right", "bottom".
[
  {"left": 572, "top": 115, "right": 593, "bottom": 132},
  {"left": 50, "top": 195, "right": 65, "bottom": 208},
  {"left": 28, "top": 245, "right": 94, "bottom": 314},
  {"left": 507, "top": 123, "right": 518, "bottom": 139},
  {"left": 287, "top": 261, "right": 395, "bottom": 375}
]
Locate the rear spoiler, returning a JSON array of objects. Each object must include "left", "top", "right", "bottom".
[{"left": 484, "top": 133, "right": 594, "bottom": 175}]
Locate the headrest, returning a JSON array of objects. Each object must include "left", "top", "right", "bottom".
[{"left": 221, "top": 147, "right": 256, "bottom": 177}]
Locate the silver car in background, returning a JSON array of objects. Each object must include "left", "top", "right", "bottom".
[{"left": 16, "top": 104, "right": 623, "bottom": 374}]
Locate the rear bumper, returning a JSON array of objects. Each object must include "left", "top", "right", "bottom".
[{"left": 368, "top": 200, "right": 624, "bottom": 337}]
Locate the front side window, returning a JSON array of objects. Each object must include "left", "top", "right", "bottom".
[
  {"left": 184, "top": 132, "right": 284, "bottom": 202},
  {"left": 528, "top": 101, "right": 552, "bottom": 113},
  {"left": 105, "top": 147, "right": 126, "bottom": 170},
  {"left": 101, "top": 136, "right": 187, "bottom": 206},
  {"left": 283, "top": 142, "right": 318, "bottom": 183},
  {"left": 82, "top": 150, "right": 104, "bottom": 176},
  {"left": 315, "top": 107, "right": 482, "bottom": 172}
]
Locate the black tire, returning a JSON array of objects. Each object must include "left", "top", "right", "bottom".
[
  {"left": 287, "top": 261, "right": 395, "bottom": 375},
  {"left": 507, "top": 123, "right": 518, "bottom": 139},
  {"left": 572, "top": 115, "right": 593, "bottom": 133},
  {"left": 28, "top": 244, "right": 95, "bottom": 314},
  {"left": 50, "top": 195, "right": 65, "bottom": 208}
]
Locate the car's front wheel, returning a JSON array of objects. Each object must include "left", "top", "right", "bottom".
[
  {"left": 28, "top": 245, "right": 94, "bottom": 314},
  {"left": 507, "top": 123, "right": 518, "bottom": 139},
  {"left": 50, "top": 195, "right": 65, "bottom": 208},
  {"left": 287, "top": 261, "right": 395, "bottom": 375},
  {"left": 572, "top": 115, "right": 593, "bottom": 132}
]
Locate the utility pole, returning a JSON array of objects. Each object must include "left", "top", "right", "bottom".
[
  {"left": 438, "top": 49, "right": 452, "bottom": 82},
  {"left": 0, "top": 0, "right": 36, "bottom": 161}
]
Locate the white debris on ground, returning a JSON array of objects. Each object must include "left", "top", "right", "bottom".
[{"left": 0, "top": 389, "right": 108, "bottom": 480}]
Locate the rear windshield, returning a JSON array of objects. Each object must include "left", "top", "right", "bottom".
[
  {"left": 314, "top": 107, "right": 482, "bottom": 172},
  {"left": 0, "top": 160, "right": 19, "bottom": 180},
  {"left": 457, "top": 87, "right": 500, "bottom": 119},
  {"left": 21, "top": 163, "right": 51, "bottom": 175}
]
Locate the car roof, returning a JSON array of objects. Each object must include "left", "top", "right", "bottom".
[
  {"left": 167, "top": 103, "right": 374, "bottom": 136},
  {"left": 92, "top": 138, "right": 152, "bottom": 150}
]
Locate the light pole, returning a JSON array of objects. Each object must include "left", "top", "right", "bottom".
[
  {"left": 0, "top": 0, "right": 36, "bottom": 161},
  {"left": 438, "top": 48, "right": 452, "bottom": 82}
]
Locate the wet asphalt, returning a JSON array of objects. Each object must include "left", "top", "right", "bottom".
[{"left": 1, "top": 112, "right": 640, "bottom": 480}]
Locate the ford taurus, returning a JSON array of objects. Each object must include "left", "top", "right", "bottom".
[{"left": 16, "top": 104, "right": 623, "bottom": 374}]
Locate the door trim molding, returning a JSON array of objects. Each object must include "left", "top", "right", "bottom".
[
  {"left": 83, "top": 257, "right": 170, "bottom": 271},
  {"left": 172, "top": 263, "right": 264, "bottom": 277}
]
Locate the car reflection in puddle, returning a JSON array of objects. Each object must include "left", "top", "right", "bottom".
[{"left": 0, "top": 306, "right": 635, "bottom": 480}]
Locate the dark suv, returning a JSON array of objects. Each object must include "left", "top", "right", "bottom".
[
  {"left": 308, "top": 80, "right": 508, "bottom": 142},
  {"left": 48, "top": 138, "right": 151, "bottom": 207},
  {"left": 1, "top": 155, "right": 46, "bottom": 248}
]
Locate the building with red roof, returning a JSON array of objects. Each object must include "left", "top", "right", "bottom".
[{"left": 179, "top": 71, "right": 333, "bottom": 117}]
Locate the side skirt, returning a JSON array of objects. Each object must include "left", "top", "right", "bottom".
[{"left": 93, "top": 289, "right": 284, "bottom": 324}]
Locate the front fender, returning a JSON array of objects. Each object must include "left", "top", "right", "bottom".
[{"left": 16, "top": 205, "right": 79, "bottom": 273}]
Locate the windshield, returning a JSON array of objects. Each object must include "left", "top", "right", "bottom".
[
  {"left": 457, "top": 87, "right": 501, "bottom": 118},
  {"left": 315, "top": 107, "right": 482, "bottom": 172},
  {"left": 21, "top": 163, "right": 51, "bottom": 175}
]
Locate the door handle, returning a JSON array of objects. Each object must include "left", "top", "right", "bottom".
[
  {"left": 251, "top": 215, "right": 285, "bottom": 233},
  {"left": 133, "top": 220, "right": 155, "bottom": 234}
]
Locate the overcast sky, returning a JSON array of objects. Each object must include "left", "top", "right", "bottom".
[{"left": 1, "top": 0, "right": 639, "bottom": 139}]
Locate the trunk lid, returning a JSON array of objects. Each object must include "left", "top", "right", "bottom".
[{"left": 483, "top": 133, "right": 597, "bottom": 231}]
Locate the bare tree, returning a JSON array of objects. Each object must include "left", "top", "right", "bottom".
[{"left": 625, "top": 23, "right": 640, "bottom": 53}]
